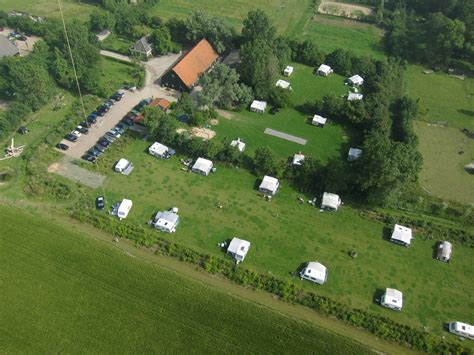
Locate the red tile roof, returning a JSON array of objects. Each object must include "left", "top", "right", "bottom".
[
  {"left": 172, "top": 39, "right": 218, "bottom": 89},
  {"left": 149, "top": 98, "right": 171, "bottom": 110}
]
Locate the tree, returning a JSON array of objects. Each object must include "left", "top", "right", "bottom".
[
  {"left": 254, "top": 146, "right": 278, "bottom": 177},
  {"left": 325, "top": 49, "right": 353, "bottom": 76},
  {"left": 157, "top": 115, "right": 178, "bottom": 145},
  {"left": 89, "top": 9, "right": 116, "bottom": 32},
  {"left": 242, "top": 9, "right": 276, "bottom": 44},
  {"left": 143, "top": 106, "right": 166, "bottom": 136},
  {"left": 50, "top": 48, "right": 74, "bottom": 88},
  {"left": 292, "top": 39, "right": 324, "bottom": 66},
  {"left": 269, "top": 87, "right": 291, "bottom": 109},
  {"left": 150, "top": 25, "right": 172, "bottom": 55},
  {"left": 273, "top": 37, "right": 292, "bottom": 68},
  {"left": 176, "top": 93, "right": 196, "bottom": 116},
  {"left": 391, "top": 96, "right": 418, "bottom": 145}
]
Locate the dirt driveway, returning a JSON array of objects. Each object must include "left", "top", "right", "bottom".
[{"left": 0, "top": 27, "right": 41, "bottom": 56}]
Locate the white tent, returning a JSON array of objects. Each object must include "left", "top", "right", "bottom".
[
  {"left": 230, "top": 138, "right": 246, "bottom": 152},
  {"left": 191, "top": 157, "right": 213, "bottom": 176},
  {"left": 390, "top": 224, "right": 413, "bottom": 247},
  {"left": 149, "top": 142, "right": 169, "bottom": 158},
  {"left": 317, "top": 64, "right": 333, "bottom": 76},
  {"left": 300, "top": 261, "right": 328, "bottom": 284},
  {"left": 381, "top": 288, "right": 403, "bottom": 311},
  {"left": 259, "top": 175, "right": 280, "bottom": 196},
  {"left": 250, "top": 100, "right": 267, "bottom": 113},
  {"left": 283, "top": 65, "right": 294, "bottom": 76},
  {"left": 276, "top": 79, "right": 292, "bottom": 90},
  {"left": 117, "top": 199, "right": 133, "bottom": 220},
  {"left": 292, "top": 153, "right": 305, "bottom": 166},
  {"left": 152, "top": 210, "right": 180, "bottom": 233},
  {"left": 321, "top": 192, "right": 341, "bottom": 211},
  {"left": 437, "top": 240, "right": 452, "bottom": 263},
  {"left": 448, "top": 322, "right": 474, "bottom": 340},
  {"left": 227, "top": 237, "right": 251, "bottom": 263},
  {"left": 347, "top": 74, "right": 364, "bottom": 86},
  {"left": 348, "top": 92, "right": 363, "bottom": 101},
  {"left": 114, "top": 158, "right": 134, "bottom": 175},
  {"left": 348, "top": 148, "right": 363, "bottom": 161},
  {"left": 312, "top": 115, "right": 327, "bottom": 127}
]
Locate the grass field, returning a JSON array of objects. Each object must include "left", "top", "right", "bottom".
[
  {"left": 100, "top": 58, "right": 141, "bottom": 96},
  {"left": 0, "top": 0, "right": 96, "bottom": 20},
  {"left": 0, "top": 203, "right": 374, "bottom": 354}
]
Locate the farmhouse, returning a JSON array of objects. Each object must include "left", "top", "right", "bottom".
[
  {"left": 283, "top": 65, "right": 294, "bottom": 76},
  {"left": 149, "top": 142, "right": 171, "bottom": 159},
  {"left": 276, "top": 79, "right": 292, "bottom": 90},
  {"left": 0, "top": 35, "right": 19, "bottom": 58},
  {"left": 436, "top": 241, "right": 452, "bottom": 263},
  {"left": 151, "top": 209, "right": 180, "bottom": 233},
  {"left": 448, "top": 322, "right": 474, "bottom": 340},
  {"left": 317, "top": 64, "right": 333, "bottom": 76},
  {"left": 161, "top": 39, "right": 218, "bottom": 92},
  {"left": 347, "top": 74, "right": 364, "bottom": 86},
  {"left": 381, "top": 288, "right": 403, "bottom": 311},
  {"left": 348, "top": 92, "right": 363, "bottom": 101},
  {"left": 312, "top": 115, "right": 327, "bottom": 127},
  {"left": 259, "top": 175, "right": 280, "bottom": 196},
  {"left": 292, "top": 152, "right": 305, "bottom": 166},
  {"left": 230, "top": 138, "right": 246, "bottom": 152},
  {"left": 191, "top": 157, "right": 213, "bottom": 176},
  {"left": 390, "top": 224, "right": 413, "bottom": 247},
  {"left": 348, "top": 148, "right": 363, "bottom": 161},
  {"left": 321, "top": 192, "right": 342, "bottom": 211},
  {"left": 96, "top": 29, "right": 111, "bottom": 42},
  {"left": 300, "top": 261, "right": 328, "bottom": 284},
  {"left": 114, "top": 158, "right": 134, "bottom": 175},
  {"left": 227, "top": 237, "right": 251, "bottom": 263},
  {"left": 250, "top": 100, "right": 267, "bottom": 113},
  {"left": 117, "top": 199, "right": 133, "bottom": 220},
  {"left": 131, "top": 36, "right": 152, "bottom": 58}
]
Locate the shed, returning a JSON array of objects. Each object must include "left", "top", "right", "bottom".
[
  {"left": 227, "top": 237, "right": 251, "bottom": 263},
  {"left": 259, "top": 175, "right": 279, "bottom": 196},
  {"left": 191, "top": 157, "right": 213, "bottom": 176},
  {"left": 448, "top": 322, "right": 474, "bottom": 340},
  {"left": 347, "top": 74, "right": 364, "bottom": 86},
  {"left": 250, "top": 100, "right": 267, "bottom": 114},
  {"left": 312, "top": 115, "right": 327, "bottom": 127},
  {"left": 348, "top": 92, "right": 363, "bottom": 101},
  {"left": 131, "top": 36, "right": 152, "bottom": 58},
  {"left": 96, "top": 29, "right": 111, "bottom": 42},
  {"left": 321, "top": 192, "right": 341, "bottom": 211},
  {"left": 230, "top": 138, "right": 246, "bottom": 152},
  {"left": 149, "top": 142, "right": 170, "bottom": 158},
  {"left": 283, "top": 65, "right": 294, "bottom": 76},
  {"left": 114, "top": 158, "right": 134, "bottom": 175},
  {"left": 276, "top": 79, "right": 292, "bottom": 90},
  {"left": 390, "top": 224, "right": 413, "bottom": 247},
  {"left": 317, "top": 64, "right": 333, "bottom": 76},
  {"left": 436, "top": 241, "right": 452, "bottom": 263},
  {"left": 348, "top": 148, "right": 363, "bottom": 161},
  {"left": 117, "top": 199, "right": 133, "bottom": 220},
  {"left": 152, "top": 210, "right": 180, "bottom": 233},
  {"left": 300, "top": 261, "right": 328, "bottom": 284},
  {"left": 292, "top": 153, "right": 305, "bottom": 166},
  {"left": 381, "top": 288, "right": 403, "bottom": 311}
]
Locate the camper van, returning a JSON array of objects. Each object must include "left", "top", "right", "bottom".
[{"left": 448, "top": 322, "right": 474, "bottom": 340}]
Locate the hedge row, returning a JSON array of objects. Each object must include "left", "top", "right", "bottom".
[{"left": 69, "top": 205, "right": 470, "bottom": 354}]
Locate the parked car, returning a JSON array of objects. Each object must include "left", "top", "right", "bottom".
[
  {"left": 89, "top": 148, "right": 102, "bottom": 157},
  {"left": 76, "top": 126, "right": 89, "bottom": 134},
  {"left": 110, "top": 92, "right": 122, "bottom": 102},
  {"left": 106, "top": 128, "right": 121, "bottom": 138},
  {"left": 121, "top": 117, "right": 134, "bottom": 126},
  {"left": 82, "top": 154, "right": 97, "bottom": 163},
  {"left": 55, "top": 143, "right": 69, "bottom": 150},
  {"left": 103, "top": 100, "right": 114, "bottom": 108},
  {"left": 80, "top": 120, "right": 91, "bottom": 128},
  {"left": 17, "top": 35, "right": 27, "bottom": 41},
  {"left": 117, "top": 90, "right": 125, "bottom": 98},
  {"left": 98, "top": 139, "right": 111, "bottom": 148},
  {"left": 87, "top": 113, "right": 98, "bottom": 123},
  {"left": 101, "top": 134, "right": 115, "bottom": 143},
  {"left": 96, "top": 196, "right": 105, "bottom": 210},
  {"left": 115, "top": 125, "right": 125, "bottom": 134},
  {"left": 93, "top": 144, "right": 105, "bottom": 153},
  {"left": 65, "top": 133, "right": 78, "bottom": 142},
  {"left": 71, "top": 130, "right": 82, "bottom": 138}
]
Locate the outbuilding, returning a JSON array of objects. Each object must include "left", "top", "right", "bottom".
[
  {"left": 448, "top": 322, "right": 474, "bottom": 340},
  {"left": 191, "top": 157, "right": 213, "bottom": 176},
  {"left": 348, "top": 148, "right": 363, "bottom": 161},
  {"left": 259, "top": 175, "right": 280, "bottom": 196},
  {"left": 151, "top": 209, "right": 180, "bottom": 233},
  {"left": 276, "top": 79, "right": 292, "bottom": 90},
  {"left": 149, "top": 142, "right": 170, "bottom": 159},
  {"left": 96, "top": 29, "right": 111, "bottom": 42},
  {"left": 312, "top": 114, "right": 327, "bottom": 127},
  {"left": 321, "top": 192, "right": 342, "bottom": 211},
  {"left": 292, "top": 152, "right": 305, "bottom": 166},
  {"left": 131, "top": 36, "right": 152, "bottom": 58},
  {"left": 230, "top": 138, "right": 246, "bottom": 152},
  {"left": 437, "top": 241, "right": 452, "bottom": 263},
  {"left": 390, "top": 224, "right": 413, "bottom": 247},
  {"left": 348, "top": 92, "right": 363, "bottom": 101},
  {"left": 317, "top": 64, "right": 333, "bottom": 76},
  {"left": 117, "top": 199, "right": 133, "bottom": 220},
  {"left": 347, "top": 74, "right": 364, "bottom": 86},
  {"left": 300, "top": 261, "right": 328, "bottom": 285},
  {"left": 381, "top": 288, "right": 403, "bottom": 311},
  {"left": 250, "top": 100, "right": 267, "bottom": 114},
  {"left": 114, "top": 158, "right": 134, "bottom": 175},
  {"left": 227, "top": 237, "right": 251, "bottom": 263},
  {"left": 283, "top": 65, "right": 294, "bottom": 76}
]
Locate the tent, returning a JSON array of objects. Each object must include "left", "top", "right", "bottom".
[
  {"left": 230, "top": 138, "right": 246, "bottom": 152},
  {"left": 390, "top": 224, "right": 413, "bottom": 247},
  {"left": 381, "top": 288, "right": 403, "bottom": 311},
  {"left": 312, "top": 115, "right": 327, "bottom": 127},
  {"left": 149, "top": 142, "right": 170, "bottom": 158},
  {"left": 250, "top": 100, "right": 267, "bottom": 114},
  {"left": 321, "top": 192, "right": 341, "bottom": 211},
  {"left": 227, "top": 237, "right": 251, "bottom": 263},
  {"left": 259, "top": 175, "right": 280, "bottom": 196},
  {"left": 347, "top": 74, "right": 364, "bottom": 86},
  {"left": 317, "top": 64, "right": 333, "bottom": 76},
  {"left": 191, "top": 157, "right": 213, "bottom": 176},
  {"left": 293, "top": 153, "right": 305, "bottom": 166},
  {"left": 348, "top": 92, "right": 363, "bottom": 101}
]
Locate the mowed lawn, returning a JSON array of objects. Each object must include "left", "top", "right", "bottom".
[
  {"left": 0, "top": 0, "right": 96, "bottom": 20},
  {"left": 97, "top": 138, "right": 474, "bottom": 339},
  {"left": 0, "top": 204, "right": 372, "bottom": 354},
  {"left": 214, "top": 63, "right": 351, "bottom": 162}
]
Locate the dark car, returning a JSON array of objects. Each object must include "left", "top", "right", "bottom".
[
  {"left": 80, "top": 120, "right": 91, "bottom": 128},
  {"left": 17, "top": 35, "right": 27, "bottom": 41},
  {"left": 87, "top": 113, "right": 98, "bottom": 123},
  {"left": 82, "top": 154, "right": 97, "bottom": 163},
  {"left": 96, "top": 196, "right": 105, "bottom": 210},
  {"left": 115, "top": 125, "right": 125, "bottom": 134},
  {"left": 269, "top": 107, "right": 280, "bottom": 115},
  {"left": 121, "top": 117, "right": 134, "bottom": 127},
  {"left": 103, "top": 100, "right": 114, "bottom": 108},
  {"left": 94, "top": 144, "right": 106, "bottom": 153},
  {"left": 110, "top": 93, "right": 122, "bottom": 102},
  {"left": 98, "top": 139, "right": 111, "bottom": 148},
  {"left": 17, "top": 126, "right": 29, "bottom": 135},
  {"left": 56, "top": 143, "right": 69, "bottom": 151},
  {"left": 76, "top": 126, "right": 89, "bottom": 134},
  {"left": 65, "top": 133, "right": 78, "bottom": 142},
  {"left": 101, "top": 134, "right": 115, "bottom": 143}
]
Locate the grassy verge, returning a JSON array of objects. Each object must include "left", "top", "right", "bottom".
[{"left": 0, "top": 0, "right": 97, "bottom": 20}]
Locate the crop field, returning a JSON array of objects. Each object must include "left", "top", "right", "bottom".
[
  {"left": 0, "top": 0, "right": 96, "bottom": 20},
  {"left": 0, "top": 204, "right": 373, "bottom": 354},
  {"left": 92, "top": 137, "right": 474, "bottom": 339}
]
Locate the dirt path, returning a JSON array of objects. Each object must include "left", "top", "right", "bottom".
[
  {"left": 49, "top": 156, "right": 105, "bottom": 189},
  {"left": 319, "top": 1, "right": 372, "bottom": 19}
]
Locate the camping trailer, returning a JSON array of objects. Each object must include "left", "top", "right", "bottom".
[
  {"left": 292, "top": 153, "right": 305, "bottom": 166},
  {"left": 283, "top": 65, "right": 294, "bottom": 76},
  {"left": 390, "top": 224, "right": 413, "bottom": 247},
  {"left": 317, "top": 64, "right": 333, "bottom": 76},
  {"left": 321, "top": 192, "right": 341, "bottom": 211},
  {"left": 275, "top": 79, "right": 292, "bottom": 90},
  {"left": 259, "top": 176, "right": 280, "bottom": 196},
  {"left": 448, "top": 322, "right": 474, "bottom": 340},
  {"left": 114, "top": 158, "right": 134, "bottom": 175},
  {"left": 312, "top": 115, "right": 327, "bottom": 127},
  {"left": 149, "top": 142, "right": 170, "bottom": 159},
  {"left": 250, "top": 100, "right": 267, "bottom": 114},
  {"left": 152, "top": 210, "right": 180, "bottom": 233},
  {"left": 191, "top": 157, "right": 213, "bottom": 176},
  {"left": 348, "top": 148, "right": 363, "bottom": 161},
  {"left": 437, "top": 241, "right": 452, "bottom": 263},
  {"left": 347, "top": 74, "right": 364, "bottom": 86},
  {"left": 230, "top": 138, "right": 246, "bottom": 152},
  {"left": 227, "top": 237, "right": 251, "bottom": 263},
  {"left": 117, "top": 199, "right": 133, "bottom": 220},
  {"left": 381, "top": 288, "right": 403, "bottom": 311},
  {"left": 300, "top": 262, "right": 328, "bottom": 285}
]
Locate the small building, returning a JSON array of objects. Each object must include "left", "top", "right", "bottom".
[
  {"left": 381, "top": 288, "right": 403, "bottom": 311},
  {"left": 151, "top": 209, "right": 180, "bottom": 233},
  {"left": 321, "top": 192, "right": 342, "bottom": 211},
  {"left": 227, "top": 237, "right": 251, "bottom": 263},
  {"left": 300, "top": 261, "right": 328, "bottom": 285},
  {"left": 230, "top": 138, "right": 246, "bottom": 152},
  {"left": 114, "top": 158, "right": 134, "bottom": 175},
  {"left": 131, "top": 36, "right": 152, "bottom": 58},
  {"left": 347, "top": 74, "right": 364, "bottom": 86},
  {"left": 117, "top": 199, "right": 133, "bottom": 220},
  {"left": 312, "top": 114, "right": 327, "bottom": 127},
  {"left": 448, "top": 322, "right": 474, "bottom": 340},
  {"left": 151, "top": 98, "right": 171, "bottom": 111},
  {"left": 250, "top": 100, "right": 267, "bottom": 114},
  {"left": 259, "top": 175, "right": 280, "bottom": 196},
  {"left": 275, "top": 79, "right": 292, "bottom": 90},
  {"left": 149, "top": 142, "right": 170, "bottom": 159},
  {"left": 390, "top": 224, "right": 413, "bottom": 247},
  {"left": 0, "top": 34, "right": 19, "bottom": 58},
  {"left": 348, "top": 92, "right": 363, "bottom": 101},
  {"left": 436, "top": 241, "right": 452, "bottom": 263},
  {"left": 317, "top": 64, "right": 333, "bottom": 77},
  {"left": 283, "top": 65, "right": 294, "bottom": 76},
  {"left": 191, "top": 157, "right": 213, "bottom": 176},
  {"left": 348, "top": 148, "right": 363, "bottom": 161},
  {"left": 96, "top": 29, "right": 111, "bottom": 42},
  {"left": 292, "top": 152, "right": 305, "bottom": 166}
]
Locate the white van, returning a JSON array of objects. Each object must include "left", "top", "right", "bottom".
[{"left": 448, "top": 322, "right": 474, "bottom": 340}]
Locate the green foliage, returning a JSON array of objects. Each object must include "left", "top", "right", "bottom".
[
  {"left": 325, "top": 49, "right": 353, "bottom": 77},
  {"left": 242, "top": 9, "right": 276, "bottom": 44},
  {"left": 150, "top": 25, "right": 172, "bottom": 55},
  {"left": 291, "top": 39, "right": 325, "bottom": 66},
  {"left": 253, "top": 146, "right": 278, "bottom": 177},
  {"left": 143, "top": 105, "right": 166, "bottom": 136},
  {"left": 89, "top": 9, "right": 116, "bottom": 32},
  {"left": 269, "top": 87, "right": 292, "bottom": 109}
]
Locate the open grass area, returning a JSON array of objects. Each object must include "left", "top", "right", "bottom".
[
  {"left": 100, "top": 58, "right": 141, "bottom": 96},
  {"left": 101, "top": 34, "right": 133, "bottom": 56},
  {"left": 0, "top": 0, "right": 96, "bottom": 20},
  {"left": 0, "top": 203, "right": 373, "bottom": 354}
]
